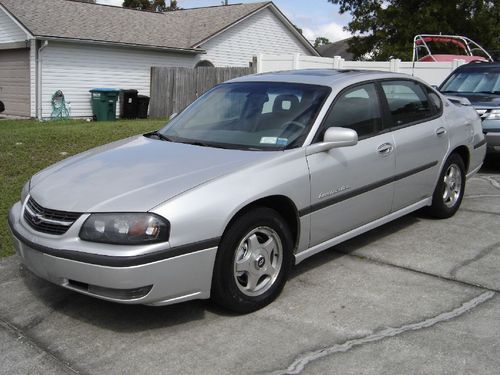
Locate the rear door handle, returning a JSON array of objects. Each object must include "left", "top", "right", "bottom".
[
  {"left": 436, "top": 127, "right": 447, "bottom": 136},
  {"left": 377, "top": 143, "right": 393, "bottom": 155}
]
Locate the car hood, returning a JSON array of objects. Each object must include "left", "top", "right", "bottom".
[
  {"left": 29, "top": 136, "right": 274, "bottom": 212},
  {"left": 448, "top": 92, "right": 500, "bottom": 108}
]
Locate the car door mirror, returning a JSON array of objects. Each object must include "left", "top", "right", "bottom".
[{"left": 306, "top": 127, "right": 358, "bottom": 155}]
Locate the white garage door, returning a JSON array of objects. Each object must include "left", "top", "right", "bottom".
[{"left": 0, "top": 48, "right": 30, "bottom": 116}]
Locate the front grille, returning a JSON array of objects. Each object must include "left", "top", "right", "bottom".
[{"left": 23, "top": 197, "right": 81, "bottom": 235}]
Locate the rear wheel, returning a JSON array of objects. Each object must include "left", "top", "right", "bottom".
[
  {"left": 426, "top": 154, "right": 466, "bottom": 219},
  {"left": 211, "top": 207, "right": 293, "bottom": 313}
]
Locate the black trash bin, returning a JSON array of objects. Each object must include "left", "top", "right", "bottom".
[
  {"left": 119, "top": 89, "right": 138, "bottom": 119},
  {"left": 137, "top": 95, "right": 150, "bottom": 119}
]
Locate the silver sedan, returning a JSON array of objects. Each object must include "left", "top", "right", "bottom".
[{"left": 8, "top": 70, "right": 486, "bottom": 313}]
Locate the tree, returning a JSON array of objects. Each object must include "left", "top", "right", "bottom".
[
  {"left": 164, "top": 0, "right": 180, "bottom": 11},
  {"left": 328, "top": 0, "right": 500, "bottom": 61},
  {"left": 122, "top": 0, "right": 180, "bottom": 12},
  {"left": 314, "top": 37, "right": 330, "bottom": 48}
]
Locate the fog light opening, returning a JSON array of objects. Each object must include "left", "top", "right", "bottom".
[{"left": 67, "top": 280, "right": 152, "bottom": 300}]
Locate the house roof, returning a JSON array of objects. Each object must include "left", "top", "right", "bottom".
[
  {"left": 0, "top": 0, "right": 316, "bottom": 54},
  {"left": 317, "top": 38, "right": 354, "bottom": 60}
]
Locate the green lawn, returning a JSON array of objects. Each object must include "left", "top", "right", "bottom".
[{"left": 0, "top": 118, "right": 167, "bottom": 258}]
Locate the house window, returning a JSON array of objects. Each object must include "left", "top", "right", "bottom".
[{"left": 195, "top": 60, "right": 215, "bottom": 68}]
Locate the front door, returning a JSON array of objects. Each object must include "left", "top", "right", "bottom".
[{"left": 305, "top": 83, "right": 396, "bottom": 247}]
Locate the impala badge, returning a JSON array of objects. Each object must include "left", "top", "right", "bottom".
[{"left": 318, "top": 185, "right": 350, "bottom": 199}]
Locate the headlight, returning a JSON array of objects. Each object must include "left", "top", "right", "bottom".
[
  {"left": 486, "top": 109, "right": 500, "bottom": 120},
  {"left": 79, "top": 213, "right": 170, "bottom": 245},
  {"left": 21, "top": 179, "right": 30, "bottom": 203}
]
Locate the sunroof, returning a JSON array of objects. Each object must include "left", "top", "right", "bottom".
[{"left": 274, "top": 69, "right": 359, "bottom": 77}]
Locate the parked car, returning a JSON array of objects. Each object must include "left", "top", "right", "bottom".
[
  {"left": 8, "top": 70, "right": 486, "bottom": 313},
  {"left": 439, "top": 62, "right": 500, "bottom": 153}
]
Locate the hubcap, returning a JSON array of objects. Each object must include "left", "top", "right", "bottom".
[
  {"left": 442, "top": 163, "right": 462, "bottom": 208},
  {"left": 233, "top": 226, "right": 283, "bottom": 297}
]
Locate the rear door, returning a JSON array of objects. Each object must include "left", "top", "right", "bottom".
[
  {"left": 379, "top": 80, "right": 448, "bottom": 211},
  {"left": 305, "top": 82, "right": 395, "bottom": 247}
]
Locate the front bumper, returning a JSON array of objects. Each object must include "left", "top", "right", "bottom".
[{"left": 8, "top": 201, "right": 218, "bottom": 306}]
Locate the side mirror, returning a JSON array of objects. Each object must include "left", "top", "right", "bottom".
[{"left": 306, "top": 127, "right": 358, "bottom": 155}]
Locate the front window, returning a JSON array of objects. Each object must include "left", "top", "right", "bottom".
[
  {"left": 440, "top": 69, "right": 500, "bottom": 94},
  {"left": 318, "top": 83, "right": 382, "bottom": 140},
  {"left": 159, "top": 82, "right": 331, "bottom": 150}
]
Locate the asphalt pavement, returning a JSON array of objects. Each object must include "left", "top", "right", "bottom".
[{"left": 1, "top": 159, "right": 499, "bottom": 375}]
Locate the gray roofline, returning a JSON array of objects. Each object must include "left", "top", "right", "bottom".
[
  {"left": 193, "top": 2, "right": 319, "bottom": 56},
  {"left": 0, "top": 4, "right": 33, "bottom": 38},
  {"left": 192, "top": 2, "right": 271, "bottom": 47},
  {"left": 265, "top": 3, "right": 319, "bottom": 56},
  {"left": 34, "top": 36, "right": 204, "bottom": 54}
]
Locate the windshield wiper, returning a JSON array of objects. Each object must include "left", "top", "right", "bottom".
[
  {"left": 477, "top": 91, "right": 500, "bottom": 95},
  {"left": 147, "top": 131, "right": 174, "bottom": 142},
  {"left": 183, "top": 140, "right": 229, "bottom": 149}
]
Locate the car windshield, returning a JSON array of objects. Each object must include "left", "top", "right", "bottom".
[
  {"left": 440, "top": 69, "right": 500, "bottom": 94},
  {"left": 159, "top": 82, "right": 331, "bottom": 151}
]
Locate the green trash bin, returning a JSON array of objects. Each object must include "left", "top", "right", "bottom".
[{"left": 89, "top": 88, "right": 120, "bottom": 121}]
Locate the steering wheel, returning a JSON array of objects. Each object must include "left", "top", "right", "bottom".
[
  {"left": 279, "top": 121, "right": 306, "bottom": 141},
  {"left": 280, "top": 121, "right": 306, "bottom": 132}
]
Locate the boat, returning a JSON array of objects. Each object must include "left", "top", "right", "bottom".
[{"left": 413, "top": 34, "right": 493, "bottom": 62}]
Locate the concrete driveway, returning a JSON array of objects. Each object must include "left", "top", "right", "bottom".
[{"left": 1, "top": 159, "right": 499, "bottom": 375}]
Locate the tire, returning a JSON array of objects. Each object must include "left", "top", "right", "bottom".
[
  {"left": 211, "top": 207, "right": 293, "bottom": 313},
  {"left": 426, "top": 154, "right": 466, "bottom": 219}
]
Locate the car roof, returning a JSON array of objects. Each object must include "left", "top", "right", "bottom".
[
  {"left": 227, "top": 69, "right": 422, "bottom": 88},
  {"left": 453, "top": 62, "right": 500, "bottom": 72}
]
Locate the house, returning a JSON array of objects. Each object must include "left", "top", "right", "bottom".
[
  {"left": 317, "top": 38, "right": 354, "bottom": 60},
  {"left": 0, "top": 0, "right": 317, "bottom": 118}
]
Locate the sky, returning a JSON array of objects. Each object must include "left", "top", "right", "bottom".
[{"left": 95, "top": 0, "right": 351, "bottom": 43}]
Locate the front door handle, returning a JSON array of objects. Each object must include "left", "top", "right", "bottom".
[
  {"left": 436, "top": 127, "right": 447, "bottom": 136},
  {"left": 377, "top": 143, "right": 394, "bottom": 155}
]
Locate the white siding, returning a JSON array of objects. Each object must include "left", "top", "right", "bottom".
[
  {"left": 0, "top": 8, "right": 28, "bottom": 44},
  {"left": 198, "top": 8, "right": 312, "bottom": 67},
  {"left": 40, "top": 42, "right": 195, "bottom": 118}
]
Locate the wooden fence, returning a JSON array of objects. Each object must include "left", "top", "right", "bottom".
[{"left": 149, "top": 66, "right": 255, "bottom": 118}]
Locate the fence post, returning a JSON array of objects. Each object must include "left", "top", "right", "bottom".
[
  {"left": 256, "top": 54, "right": 264, "bottom": 73},
  {"left": 452, "top": 59, "right": 466, "bottom": 70},
  {"left": 293, "top": 53, "right": 301, "bottom": 70},
  {"left": 333, "top": 56, "right": 342, "bottom": 69},
  {"left": 390, "top": 58, "right": 401, "bottom": 72}
]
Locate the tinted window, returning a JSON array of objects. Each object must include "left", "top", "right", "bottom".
[
  {"left": 382, "top": 81, "right": 436, "bottom": 126},
  {"left": 320, "top": 83, "right": 382, "bottom": 139}
]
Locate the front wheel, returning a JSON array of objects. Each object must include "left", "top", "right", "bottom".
[
  {"left": 426, "top": 154, "right": 466, "bottom": 219},
  {"left": 211, "top": 207, "right": 293, "bottom": 313}
]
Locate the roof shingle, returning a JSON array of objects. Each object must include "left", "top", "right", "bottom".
[{"left": 0, "top": 0, "right": 270, "bottom": 51}]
